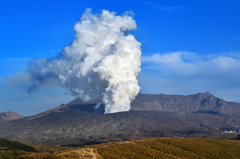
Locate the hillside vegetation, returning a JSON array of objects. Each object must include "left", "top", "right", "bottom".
[
  {"left": 0, "top": 137, "right": 68, "bottom": 159},
  {"left": 1, "top": 137, "right": 240, "bottom": 159},
  {"left": 95, "top": 137, "right": 240, "bottom": 159}
]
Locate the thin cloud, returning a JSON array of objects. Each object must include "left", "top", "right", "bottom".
[
  {"left": 140, "top": 51, "right": 240, "bottom": 102},
  {"left": 143, "top": 1, "right": 153, "bottom": 5},
  {"left": 0, "top": 58, "right": 31, "bottom": 62},
  {"left": 142, "top": 51, "right": 198, "bottom": 74},
  {"left": 32, "top": 49, "right": 61, "bottom": 54},
  {"left": 140, "top": 40, "right": 148, "bottom": 43},
  {"left": 0, "top": 74, "right": 74, "bottom": 116},
  {"left": 155, "top": 6, "right": 184, "bottom": 12},
  {"left": 0, "top": 58, "right": 30, "bottom": 77},
  {"left": 230, "top": 36, "right": 240, "bottom": 40},
  {"left": 143, "top": 1, "right": 185, "bottom": 12},
  {"left": 142, "top": 51, "right": 240, "bottom": 74}
]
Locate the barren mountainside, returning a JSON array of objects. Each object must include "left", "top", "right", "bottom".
[
  {"left": 0, "top": 92, "right": 240, "bottom": 145},
  {"left": 0, "top": 110, "right": 238, "bottom": 145},
  {"left": 131, "top": 92, "right": 240, "bottom": 116},
  {"left": 0, "top": 112, "right": 23, "bottom": 123},
  {"left": 67, "top": 92, "right": 240, "bottom": 116}
]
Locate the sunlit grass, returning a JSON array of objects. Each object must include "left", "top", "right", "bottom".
[{"left": 1, "top": 137, "right": 240, "bottom": 158}]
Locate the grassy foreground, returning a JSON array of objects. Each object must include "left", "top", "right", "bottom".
[{"left": 0, "top": 137, "right": 240, "bottom": 159}]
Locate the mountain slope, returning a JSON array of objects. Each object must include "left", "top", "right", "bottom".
[
  {"left": 65, "top": 92, "right": 240, "bottom": 116},
  {"left": 131, "top": 92, "right": 240, "bottom": 116},
  {"left": 0, "top": 112, "right": 23, "bottom": 123},
  {"left": 0, "top": 92, "right": 239, "bottom": 145},
  {"left": 0, "top": 109, "right": 238, "bottom": 145}
]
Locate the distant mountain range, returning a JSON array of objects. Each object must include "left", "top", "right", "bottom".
[
  {"left": 0, "top": 92, "right": 239, "bottom": 145},
  {"left": 131, "top": 92, "right": 240, "bottom": 116},
  {"left": 55, "top": 92, "right": 240, "bottom": 116},
  {"left": 0, "top": 112, "right": 23, "bottom": 123}
]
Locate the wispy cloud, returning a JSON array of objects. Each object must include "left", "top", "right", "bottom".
[
  {"left": 143, "top": 1, "right": 153, "bottom": 5},
  {"left": 142, "top": 51, "right": 240, "bottom": 74},
  {"left": 32, "top": 49, "right": 61, "bottom": 54},
  {"left": 0, "top": 73, "right": 74, "bottom": 116},
  {"left": 143, "top": 1, "right": 185, "bottom": 12},
  {"left": 0, "top": 58, "right": 31, "bottom": 77},
  {"left": 0, "top": 58, "right": 31, "bottom": 62},
  {"left": 140, "top": 40, "right": 148, "bottom": 44},
  {"left": 230, "top": 36, "right": 240, "bottom": 40},
  {"left": 155, "top": 6, "right": 184, "bottom": 12},
  {"left": 139, "top": 51, "right": 240, "bottom": 102}
]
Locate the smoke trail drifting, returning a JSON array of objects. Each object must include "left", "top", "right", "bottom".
[{"left": 28, "top": 9, "right": 142, "bottom": 113}]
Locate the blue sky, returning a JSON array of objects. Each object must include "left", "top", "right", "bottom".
[{"left": 1, "top": 0, "right": 240, "bottom": 116}]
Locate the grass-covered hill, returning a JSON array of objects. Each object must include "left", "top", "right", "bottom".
[
  {"left": 0, "top": 137, "right": 69, "bottom": 159},
  {"left": 95, "top": 137, "right": 240, "bottom": 159},
  {"left": 0, "top": 137, "right": 37, "bottom": 159},
  {"left": 1, "top": 136, "right": 240, "bottom": 159}
]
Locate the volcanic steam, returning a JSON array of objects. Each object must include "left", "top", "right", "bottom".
[{"left": 28, "top": 9, "right": 142, "bottom": 113}]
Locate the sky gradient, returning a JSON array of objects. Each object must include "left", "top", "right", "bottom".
[{"left": 1, "top": 0, "right": 240, "bottom": 116}]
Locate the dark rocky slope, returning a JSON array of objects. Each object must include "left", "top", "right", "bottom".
[
  {"left": 0, "top": 110, "right": 238, "bottom": 145},
  {"left": 0, "top": 92, "right": 239, "bottom": 145}
]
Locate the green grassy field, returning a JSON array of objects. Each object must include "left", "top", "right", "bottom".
[{"left": 0, "top": 136, "right": 240, "bottom": 159}]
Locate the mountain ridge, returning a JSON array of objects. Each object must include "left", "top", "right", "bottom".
[
  {"left": 65, "top": 92, "right": 240, "bottom": 116},
  {"left": 0, "top": 92, "right": 239, "bottom": 145},
  {"left": 131, "top": 92, "right": 240, "bottom": 116},
  {"left": 0, "top": 112, "right": 23, "bottom": 123}
]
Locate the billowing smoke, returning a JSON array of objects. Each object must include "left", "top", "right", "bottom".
[{"left": 28, "top": 9, "right": 142, "bottom": 113}]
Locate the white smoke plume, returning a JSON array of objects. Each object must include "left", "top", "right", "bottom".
[{"left": 28, "top": 9, "right": 142, "bottom": 113}]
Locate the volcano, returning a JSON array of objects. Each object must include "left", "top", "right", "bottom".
[{"left": 0, "top": 92, "right": 239, "bottom": 145}]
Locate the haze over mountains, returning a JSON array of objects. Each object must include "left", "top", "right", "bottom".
[{"left": 0, "top": 92, "right": 240, "bottom": 145}]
